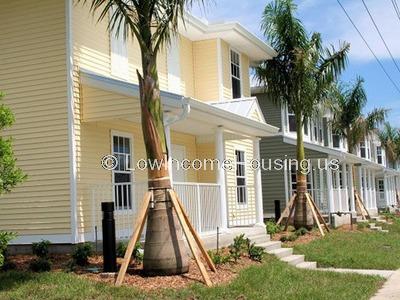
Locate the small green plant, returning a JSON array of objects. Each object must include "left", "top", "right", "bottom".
[
  {"left": 229, "top": 234, "right": 248, "bottom": 262},
  {"left": 0, "top": 232, "right": 16, "bottom": 268},
  {"left": 295, "top": 227, "right": 308, "bottom": 236},
  {"left": 72, "top": 243, "right": 93, "bottom": 266},
  {"left": 116, "top": 241, "right": 127, "bottom": 258},
  {"left": 32, "top": 240, "right": 50, "bottom": 258},
  {"left": 280, "top": 233, "right": 298, "bottom": 242},
  {"left": 357, "top": 222, "right": 368, "bottom": 230},
  {"left": 29, "top": 258, "right": 51, "bottom": 272},
  {"left": 208, "top": 250, "right": 231, "bottom": 265},
  {"left": 248, "top": 243, "right": 265, "bottom": 262},
  {"left": 266, "top": 221, "right": 281, "bottom": 235}
]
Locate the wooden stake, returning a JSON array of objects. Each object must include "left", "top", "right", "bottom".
[
  {"left": 168, "top": 190, "right": 212, "bottom": 287},
  {"left": 171, "top": 190, "right": 216, "bottom": 272},
  {"left": 277, "top": 194, "right": 296, "bottom": 226},
  {"left": 115, "top": 191, "right": 152, "bottom": 286},
  {"left": 284, "top": 197, "right": 296, "bottom": 232},
  {"left": 355, "top": 192, "right": 370, "bottom": 219},
  {"left": 305, "top": 193, "right": 330, "bottom": 233},
  {"left": 305, "top": 193, "right": 325, "bottom": 236}
]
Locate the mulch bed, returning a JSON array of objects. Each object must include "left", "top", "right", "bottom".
[{"left": 4, "top": 251, "right": 260, "bottom": 292}]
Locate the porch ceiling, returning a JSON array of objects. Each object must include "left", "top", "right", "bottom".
[{"left": 80, "top": 69, "right": 279, "bottom": 138}]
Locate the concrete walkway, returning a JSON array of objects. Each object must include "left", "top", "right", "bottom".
[
  {"left": 371, "top": 269, "right": 400, "bottom": 299},
  {"left": 317, "top": 268, "right": 395, "bottom": 279}
]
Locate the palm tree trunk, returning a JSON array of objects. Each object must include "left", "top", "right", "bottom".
[
  {"left": 294, "top": 113, "right": 313, "bottom": 229},
  {"left": 139, "top": 52, "right": 189, "bottom": 275}
]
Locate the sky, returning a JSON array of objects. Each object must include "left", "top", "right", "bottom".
[{"left": 191, "top": 0, "right": 400, "bottom": 127}]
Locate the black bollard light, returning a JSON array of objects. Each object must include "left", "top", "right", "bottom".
[
  {"left": 101, "top": 202, "right": 117, "bottom": 273},
  {"left": 274, "top": 200, "right": 281, "bottom": 222}
]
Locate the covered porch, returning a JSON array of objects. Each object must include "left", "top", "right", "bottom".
[{"left": 78, "top": 69, "right": 278, "bottom": 242}]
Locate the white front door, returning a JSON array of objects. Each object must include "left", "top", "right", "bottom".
[{"left": 171, "top": 144, "right": 186, "bottom": 182}]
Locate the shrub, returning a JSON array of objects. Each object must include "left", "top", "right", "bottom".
[
  {"left": 266, "top": 221, "right": 281, "bottom": 235},
  {"left": 295, "top": 227, "right": 308, "bottom": 236},
  {"left": 248, "top": 243, "right": 265, "bottom": 262},
  {"left": 280, "top": 233, "right": 297, "bottom": 242},
  {"left": 29, "top": 258, "right": 51, "bottom": 272},
  {"left": 116, "top": 241, "right": 127, "bottom": 258},
  {"left": 116, "top": 241, "right": 143, "bottom": 263},
  {"left": 32, "top": 240, "right": 51, "bottom": 258},
  {"left": 0, "top": 232, "right": 16, "bottom": 268},
  {"left": 208, "top": 250, "right": 231, "bottom": 265},
  {"left": 72, "top": 243, "right": 93, "bottom": 266},
  {"left": 229, "top": 234, "right": 249, "bottom": 262}
]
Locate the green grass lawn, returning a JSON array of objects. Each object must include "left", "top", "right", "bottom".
[
  {"left": 294, "top": 217, "right": 400, "bottom": 270},
  {"left": 0, "top": 255, "right": 383, "bottom": 300}
]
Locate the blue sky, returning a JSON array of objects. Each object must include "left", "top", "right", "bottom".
[{"left": 191, "top": 0, "right": 400, "bottom": 126}]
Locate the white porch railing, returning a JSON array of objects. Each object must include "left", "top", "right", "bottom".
[
  {"left": 332, "top": 188, "right": 350, "bottom": 212},
  {"left": 91, "top": 182, "right": 221, "bottom": 241},
  {"left": 289, "top": 188, "right": 329, "bottom": 214}
]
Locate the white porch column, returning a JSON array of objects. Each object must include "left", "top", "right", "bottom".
[
  {"left": 253, "top": 138, "right": 264, "bottom": 225},
  {"left": 336, "top": 168, "right": 342, "bottom": 211},
  {"left": 363, "top": 168, "right": 369, "bottom": 208},
  {"left": 215, "top": 126, "right": 228, "bottom": 230},
  {"left": 371, "top": 172, "right": 377, "bottom": 209},
  {"left": 342, "top": 163, "right": 349, "bottom": 211},
  {"left": 348, "top": 164, "right": 356, "bottom": 213},
  {"left": 384, "top": 175, "right": 390, "bottom": 207},
  {"left": 165, "top": 125, "right": 173, "bottom": 185},
  {"left": 367, "top": 169, "right": 373, "bottom": 209},
  {"left": 327, "top": 169, "right": 335, "bottom": 213}
]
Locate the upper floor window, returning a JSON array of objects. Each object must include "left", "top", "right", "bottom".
[
  {"left": 360, "top": 141, "right": 366, "bottom": 158},
  {"left": 287, "top": 109, "right": 296, "bottom": 132},
  {"left": 110, "top": 7, "right": 128, "bottom": 79},
  {"left": 377, "top": 146, "right": 383, "bottom": 164},
  {"left": 332, "top": 134, "right": 341, "bottom": 148},
  {"left": 230, "top": 50, "right": 241, "bottom": 98}
]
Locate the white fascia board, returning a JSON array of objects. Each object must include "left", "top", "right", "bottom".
[
  {"left": 188, "top": 98, "right": 279, "bottom": 137},
  {"left": 180, "top": 13, "right": 277, "bottom": 61}
]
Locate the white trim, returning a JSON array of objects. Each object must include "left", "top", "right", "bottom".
[
  {"left": 65, "top": 0, "right": 78, "bottom": 244},
  {"left": 217, "top": 38, "right": 224, "bottom": 101},
  {"left": 229, "top": 47, "right": 243, "bottom": 98},
  {"left": 11, "top": 234, "right": 72, "bottom": 245}
]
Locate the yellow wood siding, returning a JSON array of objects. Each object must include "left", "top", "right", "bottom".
[
  {"left": 0, "top": 0, "right": 71, "bottom": 235},
  {"left": 241, "top": 54, "right": 251, "bottom": 97},
  {"left": 225, "top": 139, "right": 256, "bottom": 223},
  {"left": 171, "top": 131, "right": 198, "bottom": 182},
  {"left": 193, "top": 39, "right": 219, "bottom": 101},
  {"left": 179, "top": 36, "right": 195, "bottom": 97},
  {"left": 72, "top": 3, "right": 169, "bottom": 90},
  {"left": 196, "top": 143, "right": 216, "bottom": 183},
  {"left": 221, "top": 40, "right": 232, "bottom": 100}
]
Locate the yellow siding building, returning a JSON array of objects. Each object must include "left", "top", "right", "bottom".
[{"left": 0, "top": 0, "right": 277, "bottom": 244}]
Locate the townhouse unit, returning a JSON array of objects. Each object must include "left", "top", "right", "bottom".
[
  {"left": 0, "top": 0, "right": 279, "bottom": 245},
  {"left": 252, "top": 88, "right": 400, "bottom": 219}
]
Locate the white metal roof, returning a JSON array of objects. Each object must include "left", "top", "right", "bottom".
[{"left": 210, "top": 97, "right": 266, "bottom": 123}]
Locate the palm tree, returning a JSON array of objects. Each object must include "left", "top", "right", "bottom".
[
  {"left": 378, "top": 122, "right": 400, "bottom": 167},
  {"left": 80, "top": 0, "right": 205, "bottom": 275},
  {"left": 255, "top": 0, "right": 349, "bottom": 229},
  {"left": 331, "top": 77, "right": 388, "bottom": 153}
]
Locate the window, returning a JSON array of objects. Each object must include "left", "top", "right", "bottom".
[
  {"left": 360, "top": 141, "right": 366, "bottom": 158},
  {"left": 304, "top": 118, "right": 309, "bottom": 136},
  {"left": 230, "top": 50, "right": 241, "bottom": 98},
  {"left": 112, "top": 134, "right": 132, "bottom": 209},
  {"left": 235, "top": 150, "right": 247, "bottom": 204},
  {"left": 290, "top": 167, "right": 312, "bottom": 193},
  {"left": 378, "top": 179, "right": 384, "bottom": 192},
  {"left": 287, "top": 109, "right": 296, "bottom": 132},
  {"left": 110, "top": 6, "right": 128, "bottom": 79},
  {"left": 377, "top": 146, "right": 383, "bottom": 164},
  {"left": 332, "top": 134, "right": 340, "bottom": 148}
]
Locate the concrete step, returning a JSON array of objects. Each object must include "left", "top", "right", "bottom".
[
  {"left": 368, "top": 223, "right": 376, "bottom": 228},
  {"left": 381, "top": 229, "right": 389, "bottom": 233},
  {"left": 296, "top": 261, "right": 317, "bottom": 269},
  {"left": 371, "top": 226, "right": 382, "bottom": 231},
  {"left": 281, "top": 254, "right": 305, "bottom": 266},
  {"left": 267, "top": 247, "right": 293, "bottom": 258},
  {"left": 357, "top": 219, "right": 369, "bottom": 223},
  {"left": 249, "top": 234, "right": 270, "bottom": 244},
  {"left": 256, "top": 241, "right": 281, "bottom": 251}
]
